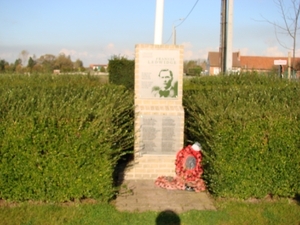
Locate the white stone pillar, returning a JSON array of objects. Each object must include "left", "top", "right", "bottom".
[
  {"left": 154, "top": 0, "right": 164, "bottom": 45},
  {"left": 226, "top": 0, "right": 234, "bottom": 72}
]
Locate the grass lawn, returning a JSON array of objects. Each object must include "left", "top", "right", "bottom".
[{"left": 0, "top": 198, "right": 299, "bottom": 225}]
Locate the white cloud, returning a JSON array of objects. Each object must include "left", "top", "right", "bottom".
[
  {"left": 59, "top": 48, "right": 108, "bottom": 66},
  {"left": 238, "top": 47, "right": 250, "bottom": 55},
  {"left": 182, "top": 42, "right": 218, "bottom": 61},
  {"left": 184, "top": 50, "right": 194, "bottom": 60},
  {"left": 102, "top": 43, "right": 120, "bottom": 59},
  {"left": 122, "top": 49, "right": 135, "bottom": 59},
  {"left": 200, "top": 47, "right": 219, "bottom": 59},
  {"left": 182, "top": 42, "right": 200, "bottom": 60},
  {"left": 59, "top": 48, "right": 89, "bottom": 59},
  {"left": 59, "top": 48, "right": 76, "bottom": 56},
  {"left": 182, "top": 42, "right": 192, "bottom": 49},
  {"left": 237, "top": 47, "right": 272, "bottom": 56},
  {"left": 106, "top": 43, "right": 115, "bottom": 50},
  {"left": 0, "top": 52, "right": 15, "bottom": 61},
  {"left": 82, "top": 43, "right": 134, "bottom": 64},
  {"left": 263, "top": 46, "right": 285, "bottom": 57},
  {"left": 181, "top": 42, "right": 192, "bottom": 58},
  {"left": 264, "top": 38, "right": 277, "bottom": 47}
]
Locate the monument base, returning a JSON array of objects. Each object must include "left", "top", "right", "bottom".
[
  {"left": 123, "top": 155, "right": 176, "bottom": 180},
  {"left": 124, "top": 105, "right": 184, "bottom": 180}
]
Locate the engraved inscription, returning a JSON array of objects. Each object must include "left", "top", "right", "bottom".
[
  {"left": 162, "top": 117, "right": 175, "bottom": 126},
  {"left": 141, "top": 115, "right": 180, "bottom": 155},
  {"left": 143, "top": 141, "right": 157, "bottom": 153},
  {"left": 143, "top": 127, "right": 157, "bottom": 140},
  {"left": 161, "top": 141, "right": 174, "bottom": 152},
  {"left": 141, "top": 72, "right": 151, "bottom": 79},
  {"left": 162, "top": 128, "right": 175, "bottom": 140},
  {"left": 143, "top": 118, "right": 157, "bottom": 126}
]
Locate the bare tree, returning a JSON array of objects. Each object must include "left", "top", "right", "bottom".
[{"left": 263, "top": 0, "right": 300, "bottom": 70}]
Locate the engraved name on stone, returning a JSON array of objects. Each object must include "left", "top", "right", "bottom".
[
  {"left": 141, "top": 115, "right": 180, "bottom": 154},
  {"left": 161, "top": 117, "right": 176, "bottom": 152},
  {"left": 142, "top": 117, "right": 159, "bottom": 153},
  {"left": 141, "top": 72, "right": 153, "bottom": 89}
]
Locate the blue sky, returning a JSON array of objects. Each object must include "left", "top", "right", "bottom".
[{"left": 1, "top": 0, "right": 299, "bottom": 67}]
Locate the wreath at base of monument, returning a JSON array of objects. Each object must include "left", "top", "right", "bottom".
[{"left": 155, "top": 144, "right": 206, "bottom": 192}]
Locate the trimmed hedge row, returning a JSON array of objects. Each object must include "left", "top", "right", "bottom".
[
  {"left": 108, "top": 56, "right": 134, "bottom": 90},
  {"left": 0, "top": 74, "right": 134, "bottom": 202},
  {"left": 184, "top": 73, "right": 300, "bottom": 199},
  {"left": 1, "top": 72, "right": 299, "bottom": 201}
]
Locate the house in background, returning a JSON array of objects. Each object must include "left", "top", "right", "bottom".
[
  {"left": 207, "top": 52, "right": 241, "bottom": 75},
  {"left": 207, "top": 51, "right": 300, "bottom": 76},
  {"left": 207, "top": 52, "right": 220, "bottom": 75},
  {"left": 240, "top": 55, "right": 300, "bottom": 78},
  {"left": 89, "top": 64, "right": 108, "bottom": 72},
  {"left": 240, "top": 56, "right": 288, "bottom": 73}
]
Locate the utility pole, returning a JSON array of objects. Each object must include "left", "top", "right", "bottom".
[
  {"left": 220, "top": 0, "right": 227, "bottom": 73},
  {"left": 288, "top": 52, "right": 291, "bottom": 80},
  {"left": 226, "top": 0, "right": 233, "bottom": 72},
  {"left": 172, "top": 18, "right": 183, "bottom": 45},
  {"left": 220, "top": 0, "right": 233, "bottom": 74},
  {"left": 173, "top": 25, "right": 176, "bottom": 44}
]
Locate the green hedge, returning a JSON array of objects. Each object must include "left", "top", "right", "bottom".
[
  {"left": 108, "top": 56, "right": 134, "bottom": 90},
  {"left": 1, "top": 72, "right": 299, "bottom": 202},
  {"left": 184, "top": 73, "right": 300, "bottom": 199},
  {"left": 0, "top": 74, "right": 134, "bottom": 202}
]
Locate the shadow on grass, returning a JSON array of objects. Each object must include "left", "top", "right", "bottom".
[
  {"left": 294, "top": 193, "right": 300, "bottom": 206},
  {"left": 156, "top": 210, "right": 181, "bottom": 225}
]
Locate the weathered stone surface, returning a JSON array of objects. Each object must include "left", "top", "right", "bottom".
[{"left": 114, "top": 180, "right": 216, "bottom": 213}]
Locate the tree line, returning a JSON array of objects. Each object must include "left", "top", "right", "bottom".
[{"left": 0, "top": 51, "right": 85, "bottom": 73}]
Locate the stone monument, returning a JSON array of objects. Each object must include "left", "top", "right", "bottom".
[{"left": 124, "top": 44, "right": 184, "bottom": 180}]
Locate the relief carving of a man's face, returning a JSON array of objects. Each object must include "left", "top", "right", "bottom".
[{"left": 159, "top": 70, "right": 173, "bottom": 90}]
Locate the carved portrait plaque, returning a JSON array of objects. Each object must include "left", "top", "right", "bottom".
[{"left": 138, "top": 49, "right": 180, "bottom": 99}]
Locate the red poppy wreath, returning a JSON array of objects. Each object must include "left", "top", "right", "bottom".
[{"left": 155, "top": 143, "right": 206, "bottom": 192}]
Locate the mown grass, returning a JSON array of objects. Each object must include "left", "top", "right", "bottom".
[{"left": 0, "top": 199, "right": 299, "bottom": 225}]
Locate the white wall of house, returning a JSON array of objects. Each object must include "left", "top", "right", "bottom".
[{"left": 213, "top": 67, "right": 220, "bottom": 75}]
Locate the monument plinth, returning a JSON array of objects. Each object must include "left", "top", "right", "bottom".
[{"left": 124, "top": 44, "right": 184, "bottom": 180}]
